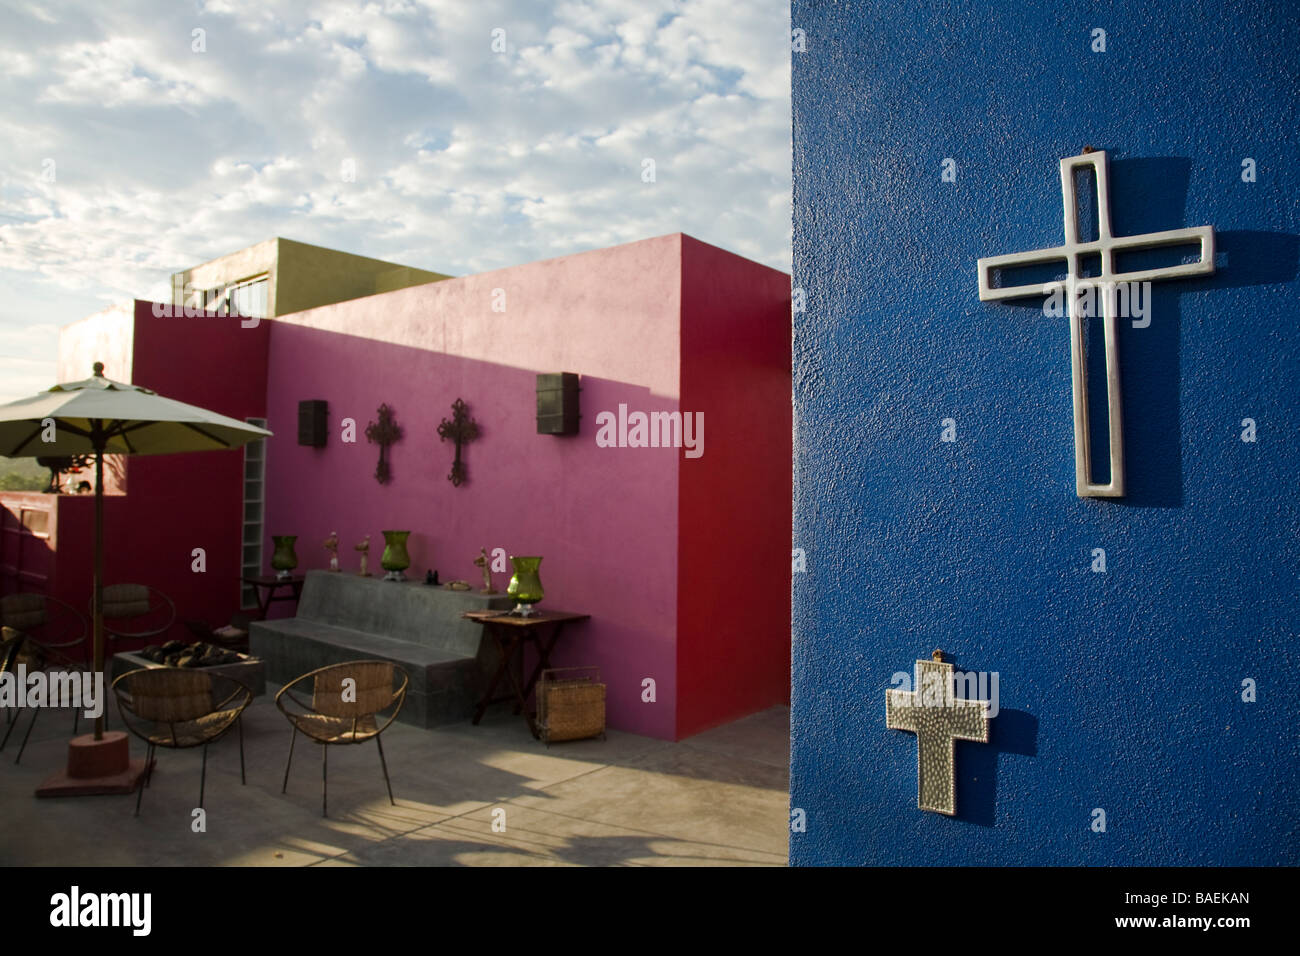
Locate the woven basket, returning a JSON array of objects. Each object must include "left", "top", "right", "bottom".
[{"left": 537, "top": 667, "right": 605, "bottom": 744}]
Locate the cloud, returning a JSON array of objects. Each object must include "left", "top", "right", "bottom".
[{"left": 0, "top": 0, "right": 791, "bottom": 397}]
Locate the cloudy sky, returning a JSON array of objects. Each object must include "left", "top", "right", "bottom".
[{"left": 0, "top": 0, "right": 791, "bottom": 401}]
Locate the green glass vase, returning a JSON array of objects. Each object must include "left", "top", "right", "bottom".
[
  {"left": 507, "top": 556, "right": 544, "bottom": 616},
  {"left": 270, "top": 535, "right": 298, "bottom": 580},
  {"left": 381, "top": 530, "right": 412, "bottom": 581}
]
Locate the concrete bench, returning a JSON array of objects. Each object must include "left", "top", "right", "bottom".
[{"left": 250, "top": 571, "right": 512, "bottom": 728}]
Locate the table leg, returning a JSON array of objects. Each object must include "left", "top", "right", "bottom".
[
  {"left": 255, "top": 586, "right": 272, "bottom": 621},
  {"left": 499, "top": 647, "right": 540, "bottom": 739},
  {"left": 511, "top": 623, "right": 568, "bottom": 739},
  {"left": 520, "top": 622, "right": 566, "bottom": 702},
  {"left": 472, "top": 627, "right": 516, "bottom": 725}
]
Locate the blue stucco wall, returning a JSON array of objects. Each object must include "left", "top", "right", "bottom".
[{"left": 790, "top": 0, "right": 1298, "bottom": 865}]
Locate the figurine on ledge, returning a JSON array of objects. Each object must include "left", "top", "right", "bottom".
[
  {"left": 324, "top": 531, "right": 340, "bottom": 572},
  {"left": 473, "top": 547, "right": 498, "bottom": 594},
  {"left": 355, "top": 534, "right": 371, "bottom": 576}
]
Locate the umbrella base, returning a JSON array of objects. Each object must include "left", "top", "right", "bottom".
[{"left": 35, "top": 732, "right": 149, "bottom": 797}]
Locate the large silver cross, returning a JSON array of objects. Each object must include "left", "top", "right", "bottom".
[
  {"left": 977, "top": 150, "right": 1215, "bottom": 497},
  {"left": 886, "top": 656, "right": 990, "bottom": 816}
]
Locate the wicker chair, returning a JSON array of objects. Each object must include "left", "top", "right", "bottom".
[
  {"left": 275, "top": 660, "right": 408, "bottom": 817},
  {"left": 0, "top": 627, "right": 46, "bottom": 762},
  {"left": 0, "top": 593, "right": 89, "bottom": 668},
  {"left": 0, "top": 604, "right": 91, "bottom": 763},
  {"left": 112, "top": 667, "right": 252, "bottom": 815},
  {"left": 97, "top": 584, "right": 176, "bottom": 649}
]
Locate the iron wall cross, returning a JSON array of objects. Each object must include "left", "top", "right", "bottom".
[
  {"left": 977, "top": 150, "right": 1215, "bottom": 497},
  {"left": 364, "top": 403, "right": 403, "bottom": 484},
  {"left": 886, "top": 656, "right": 990, "bottom": 815},
  {"left": 436, "top": 398, "right": 479, "bottom": 486}
]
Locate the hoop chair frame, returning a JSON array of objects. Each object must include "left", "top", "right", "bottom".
[
  {"left": 275, "top": 660, "right": 409, "bottom": 817},
  {"left": 95, "top": 584, "right": 177, "bottom": 646},
  {"left": 111, "top": 667, "right": 252, "bottom": 816},
  {"left": 0, "top": 593, "right": 89, "bottom": 666}
]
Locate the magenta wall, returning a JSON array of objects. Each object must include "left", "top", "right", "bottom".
[{"left": 264, "top": 236, "right": 682, "bottom": 738}]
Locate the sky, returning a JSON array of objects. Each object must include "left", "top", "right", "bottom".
[{"left": 0, "top": 0, "right": 792, "bottom": 402}]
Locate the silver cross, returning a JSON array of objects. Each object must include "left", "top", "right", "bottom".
[
  {"left": 977, "top": 150, "right": 1215, "bottom": 497},
  {"left": 886, "top": 656, "right": 990, "bottom": 815}
]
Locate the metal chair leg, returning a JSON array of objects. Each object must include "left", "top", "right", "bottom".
[
  {"left": 199, "top": 742, "right": 208, "bottom": 809},
  {"left": 72, "top": 706, "right": 78, "bottom": 736},
  {"left": 145, "top": 742, "right": 155, "bottom": 787},
  {"left": 321, "top": 743, "right": 328, "bottom": 818},
  {"left": 281, "top": 726, "right": 297, "bottom": 794},
  {"left": 0, "top": 705, "right": 17, "bottom": 751},
  {"left": 15, "top": 707, "right": 39, "bottom": 764},
  {"left": 135, "top": 750, "right": 147, "bottom": 817},
  {"left": 238, "top": 715, "right": 246, "bottom": 785},
  {"left": 376, "top": 733, "right": 394, "bottom": 805}
]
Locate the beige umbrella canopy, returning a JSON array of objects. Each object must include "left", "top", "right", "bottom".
[{"left": 0, "top": 362, "right": 272, "bottom": 740}]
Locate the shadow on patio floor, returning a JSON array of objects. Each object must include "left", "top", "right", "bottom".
[{"left": 0, "top": 693, "right": 790, "bottom": 867}]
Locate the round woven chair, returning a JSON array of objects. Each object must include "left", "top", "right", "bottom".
[
  {"left": 0, "top": 593, "right": 91, "bottom": 759},
  {"left": 0, "top": 593, "right": 89, "bottom": 667},
  {"left": 96, "top": 584, "right": 176, "bottom": 649},
  {"left": 112, "top": 667, "right": 252, "bottom": 816},
  {"left": 275, "top": 660, "right": 409, "bottom": 817},
  {"left": 0, "top": 627, "right": 48, "bottom": 762}
]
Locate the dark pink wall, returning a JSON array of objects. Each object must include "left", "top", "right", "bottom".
[
  {"left": 264, "top": 237, "right": 682, "bottom": 738},
  {"left": 126, "top": 301, "right": 270, "bottom": 636},
  {"left": 676, "top": 236, "right": 792, "bottom": 739},
  {"left": 49, "top": 301, "right": 269, "bottom": 649}
]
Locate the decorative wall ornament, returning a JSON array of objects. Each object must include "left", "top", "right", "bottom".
[
  {"left": 436, "top": 398, "right": 479, "bottom": 486},
  {"left": 886, "top": 651, "right": 990, "bottom": 816},
  {"left": 364, "top": 403, "right": 403, "bottom": 485},
  {"left": 473, "top": 546, "right": 498, "bottom": 593},
  {"left": 977, "top": 149, "right": 1216, "bottom": 498},
  {"left": 355, "top": 534, "right": 371, "bottom": 576}
]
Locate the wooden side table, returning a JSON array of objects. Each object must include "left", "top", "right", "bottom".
[
  {"left": 463, "top": 610, "right": 590, "bottom": 738},
  {"left": 241, "top": 574, "right": 305, "bottom": 620}
]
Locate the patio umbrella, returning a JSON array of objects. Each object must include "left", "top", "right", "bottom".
[{"left": 0, "top": 362, "right": 272, "bottom": 743}]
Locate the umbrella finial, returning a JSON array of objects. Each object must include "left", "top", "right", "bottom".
[{"left": 92, "top": 362, "right": 104, "bottom": 377}]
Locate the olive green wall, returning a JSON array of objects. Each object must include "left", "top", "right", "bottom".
[
  {"left": 171, "top": 237, "right": 450, "bottom": 317},
  {"left": 272, "top": 238, "right": 450, "bottom": 315}
]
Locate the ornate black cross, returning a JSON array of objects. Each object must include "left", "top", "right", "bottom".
[
  {"left": 436, "top": 398, "right": 479, "bottom": 487},
  {"left": 365, "top": 403, "right": 403, "bottom": 484}
]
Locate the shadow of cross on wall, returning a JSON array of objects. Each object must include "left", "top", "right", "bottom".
[{"left": 886, "top": 656, "right": 990, "bottom": 816}]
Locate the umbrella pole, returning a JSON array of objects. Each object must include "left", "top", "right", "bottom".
[{"left": 93, "top": 446, "right": 104, "bottom": 741}]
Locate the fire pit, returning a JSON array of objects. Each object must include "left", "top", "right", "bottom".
[{"left": 110, "top": 641, "right": 265, "bottom": 697}]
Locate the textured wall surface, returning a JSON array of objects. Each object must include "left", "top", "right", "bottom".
[{"left": 791, "top": 0, "right": 1298, "bottom": 864}]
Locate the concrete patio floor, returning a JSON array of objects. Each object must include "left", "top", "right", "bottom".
[{"left": 0, "top": 694, "right": 789, "bottom": 866}]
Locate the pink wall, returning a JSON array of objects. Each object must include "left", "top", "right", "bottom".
[
  {"left": 35, "top": 233, "right": 792, "bottom": 739},
  {"left": 264, "top": 236, "right": 682, "bottom": 738},
  {"left": 676, "top": 236, "right": 793, "bottom": 738}
]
